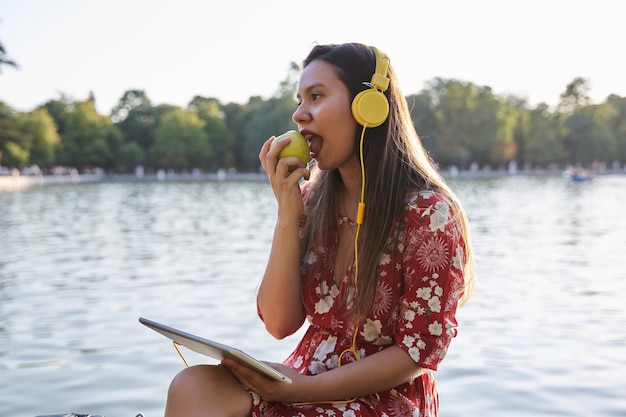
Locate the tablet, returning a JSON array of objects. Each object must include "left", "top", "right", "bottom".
[{"left": 139, "top": 317, "right": 292, "bottom": 383}]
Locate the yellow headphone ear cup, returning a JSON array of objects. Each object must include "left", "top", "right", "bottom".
[{"left": 351, "top": 88, "right": 389, "bottom": 128}]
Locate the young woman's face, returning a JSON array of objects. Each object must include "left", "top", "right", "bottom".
[{"left": 293, "top": 60, "right": 359, "bottom": 172}]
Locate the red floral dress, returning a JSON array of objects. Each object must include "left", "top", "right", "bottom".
[{"left": 251, "top": 189, "right": 467, "bottom": 417}]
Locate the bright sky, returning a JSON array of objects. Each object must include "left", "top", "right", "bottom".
[{"left": 1, "top": 0, "right": 624, "bottom": 116}]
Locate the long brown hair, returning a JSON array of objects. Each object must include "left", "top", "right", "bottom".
[{"left": 300, "top": 43, "right": 475, "bottom": 324}]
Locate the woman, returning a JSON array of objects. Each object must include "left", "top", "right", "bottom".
[{"left": 164, "top": 42, "right": 475, "bottom": 417}]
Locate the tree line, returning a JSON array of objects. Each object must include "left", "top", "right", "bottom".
[{"left": 1, "top": 63, "right": 625, "bottom": 175}]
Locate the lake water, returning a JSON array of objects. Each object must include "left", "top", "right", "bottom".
[{"left": 1, "top": 175, "right": 625, "bottom": 417}]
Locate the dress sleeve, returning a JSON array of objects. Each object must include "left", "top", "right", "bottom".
[{"left": 394, "top": 191, "right": 467, "bottom": 371}]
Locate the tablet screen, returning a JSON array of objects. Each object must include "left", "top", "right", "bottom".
[{"left": 139, "top": 317, "right": 292, "bottom": 384}]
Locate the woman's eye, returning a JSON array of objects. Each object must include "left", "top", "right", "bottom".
[{"left": 311, "top": 93, "right": 321, "bottom": 101}]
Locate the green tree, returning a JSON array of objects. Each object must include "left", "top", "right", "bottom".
[
  {"left": 56, "top": 98, "right": 119, "bottom": 170},
  {"left": 232, "top": 63, "right": 300, "bottom": 170},
  {"left": 188, "top": 96, "right": 220, "bottom": 110},
  {"left": 406, "top": 92, "right": 441, "bottom": 162},
  {"left": 490, "top": 100, "right": 518, "bottom": 166},
  {"left": 0, "top": 102, "right": 28, "bottom": 167},
  {"left": 111, "top": 90, "right": 152, "bottom": 123},
  {"left": 149, "top": 107, "right": 209, "bottom": 171},
  {"left": 427, "top": 78, "right": 517, "bottom": 168},
  {"left": 427, "top": 79, "right": 476, "bottom": 167},
  {"left": 557, "top": 77, "right": 591, "bottom": 114},
  {"left": 275, "top": 62, "right": 300, "bottom": 98},
  {"left": 111, "top": 140, "right": 143, "bottom": 173},
  {"left": 112, "top": 90, "right": 156, "bottom": 167},
  {"left": 237, "top": 94, "right": 298, "bottom": 171},
  {"left": 563, "top": 103, "right": 617, "bottom": 165},
  {"left": 190, "top": 97, "right": 235, "bottom": 170},
  {"left": 220, "top": 101, "right": 247, "bottom": 170},
  {"left": 0, "top": 39, "right": 18, "bottom": 73},
  {"left": 17, "top": 108, "right": 61, "bottom": 168},
  {"left": 523, "top": 103, "right": 564, "bottom": 167},
  {"left": 606, "top": 94, "right": 626, "bottom": 164},
  {"left": 41, "top": 97, "right": 71, "bottom": 136},
  {"left": 506, "top": 97, "right": 531, "bottom": 167}
]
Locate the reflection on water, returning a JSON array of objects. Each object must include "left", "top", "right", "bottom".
[
  {"left": 439, "top": 176, "right": 626, "bottom": 416},
  {"left": 1, "top": 177, "right": 625, "bottom": 416}
]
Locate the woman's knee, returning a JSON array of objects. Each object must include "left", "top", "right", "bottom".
[
  {"left": 168, "top": 365, "right": 224, "bottom": 396},
  {"left": 166, "top": 364, "right": 252, "bottom": 416},
  {"left": 169, "top": 365, "right": 202, "bottom": 394}
]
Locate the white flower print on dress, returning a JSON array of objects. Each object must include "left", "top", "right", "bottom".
[
  {"left": 428, "top": 201, "right": 450, "bottom": 232},
  {"left": 403, "top": 309, "right": 415, "bottom": 323},
  {"left": 428, "top": 320, "right": 443, "bottom": 336},
  {"left": 342, "top": 408, "right": 357, "bottom": 417},
  {"left": 379, "top": 252, "right": 391, "bottom": 265},
  {"left": 408, "top": 346, "right": 421, "bottom": 362},
  {"left": 434, "top": 285, "right": 443, "bottom": 297},
  {"left": 325, "top": 355, "right": 339, "bottom": 370},
  {"left": 416, "top": 287, "right": 431, "bottom": 300},
  {"left": 309, "top": 360, "right": 327, "bottom": 375},
  {"left": 314, "top": 281, "right": 338, "bottom": 314},
  {"left": 428, "top": 296, "right": 441, "bottom": 313},
  {"left": 418, "top": 190, "right": 434, "bottom": 201},
  {"left": 313, "top": 335, "right": 337, "bottom": 361},
  {"left": 362, "top": 319, "right": 392, "bottom": 345},
  {"left": 404, "top": 333, "right": 427, "bottom": 362},
  {"left": 293, "top": 355, "right": 303, "bottom": 368},
  {"left": 453, "top": 245, "right": 464, "bottom": 270},
  {"left": 362, "top": 319, "right": 382, "bottom": 342},
  {"left": 325, "top": 402, "right": 360, "bottom": 417}
]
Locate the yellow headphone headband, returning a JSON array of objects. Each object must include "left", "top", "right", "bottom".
[{"left": 369, "top": 46, "right": 390, "bottom": 93}]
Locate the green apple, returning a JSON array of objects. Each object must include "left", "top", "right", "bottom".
[{"left": 270, "top": 130, "right": 311, "bottom": 169}]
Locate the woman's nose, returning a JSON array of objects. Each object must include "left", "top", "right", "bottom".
[{"left": 292, "top": 103, "right": 310, "bottom": 124}]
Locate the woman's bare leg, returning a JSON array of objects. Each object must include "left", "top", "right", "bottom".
[{"left": 164, "top": 364, "right": 252, "bottom": 417}]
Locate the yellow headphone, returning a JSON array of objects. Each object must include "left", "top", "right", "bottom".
[{"left": 351, "top": 46, "right": 390, "bottom": 128}]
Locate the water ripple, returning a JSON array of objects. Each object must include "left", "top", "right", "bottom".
[{"left": 1, "top": 177, "right": 625, "bottom": 416}]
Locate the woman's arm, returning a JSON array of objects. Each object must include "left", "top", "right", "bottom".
[
  {"left": 257, "top": 215, "right": 306, "bottom": 338},
  {"left": 223, "top": 345, "right": 426, "bottom": 404},
  {"left": 257, "top": 136, "right": 309, "bottom": 339}
]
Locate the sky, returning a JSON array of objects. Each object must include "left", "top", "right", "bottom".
[{"left": 1, "top": 0, "right": 624, "bottom": 116}]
